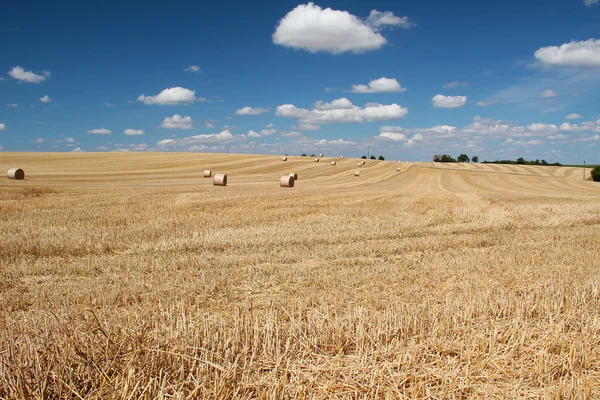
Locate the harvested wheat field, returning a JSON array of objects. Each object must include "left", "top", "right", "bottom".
[{"left": 2, "top": 152, "right": 600, "bottom": 399}]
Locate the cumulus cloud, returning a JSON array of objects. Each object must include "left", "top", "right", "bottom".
[
  {"left": 40, "top": 95, "right": 51, "bottom": 103},
  {"left": 432, "top": 94, "right": 467, "bottom": 108},
  {"left": 137, "top": 87, "right": 202, "bottom": 105},
  {"left": 351, "top": 77, "right": 406, "bottom": 93},
  {"left": 235, "top": 106, "right": 270, "bottom": 115},
  {"left": 276, "top": 98, "right": 407, "bottom": 124},
  {"left": 183, "top": 65, "right": 201, "bottom": 73},
  {"left": 366, "top": 10, "right": 414, "bottom": 29},
  {"left": 298, "top": 123, "right": 321, "bottom": 130},
  {"left": 87, "top": 128, "right": 111, "bottom": 134},
  {"left": 72, "top": 147, "right": 85, "bottom": 152},
  {"left": 379, "top": 131, "right": 406, "bottom": 141},
  {"left": 273, "top": 3, "right": 411, "bottom": 54},
  {"left": 123, "top": 128, "right": 144, "bottom": 136},
  {"left": 156, "top": 130, "right": 243, "bottom": 149},
  {"left": 8, "top": 66, "right": 49, "bottom": 83},
  {"left": 565, "top": 113, "right": 582, "bottom": 119},
  {"left": 160, "top": 114, "right": 193, "bottom": 129},
  {"left": 246, "top": 128, "right": 277, "bottom": 138},
  {"left": 204, "top": 122, "right": 215, "bottom": 128},
  {"left": 442, "top": 81, "right": 469, "bottom": 89},
  {"left": 540, "top": 89, "right": 558, "bottom": 98},
  {"left": 33, "top": 138, "right": 44, "bottom": 144},
  {"left": 247, "top": 130, "right": 262, "bottom": 138},
  {"left": 534, "top": 39, "right": 600, "bottom": 67}
]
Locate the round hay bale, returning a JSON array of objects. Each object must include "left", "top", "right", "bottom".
[
  {"left": 7, "top": 168, "right": 25, "bottom": 180},
  {"left": 354, "top": 170, "right": 360, "bottom": 176},
  {"left": 396, "top": 167, "right": 401, "bottom": 171},
  {"left": 319, "top": 153, "right": 324, "bottom": 157},
  {"left": 357, "top": 162, "right": 362, "bottom": 167},
  {"left": 361, "top": 160, "right": 366, "bottom": 165},
  {"left": 203, "top": 169, "right": 212, "bottom": 178},
  {"left": 280, "top": 175, "right": 294, "bottom": 187},
  {"left": 289, "top": 172, "right": 298, "bottom": 180},
  {"left": 331, "top": 161, "right": 336, "bottom": 166},
  {"left": 314, "top": 158, "right": 320, "bottom": 162},
  {"left": 282, "top": 156, "right": 287, "bottom": 162},
  {"left": 213, "top": 174, "right": 227, "bottom": 186},
  {"left": 341, "top": 156, "right": 344, "bottom": 158}
]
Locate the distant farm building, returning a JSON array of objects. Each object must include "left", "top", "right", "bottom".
[{"left": 433, "top": 154, "right": 448, "bottom": 162}]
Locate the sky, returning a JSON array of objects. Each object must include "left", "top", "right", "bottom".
[{"left": 1, "top": 0, "right": 599, "bottom": 163}]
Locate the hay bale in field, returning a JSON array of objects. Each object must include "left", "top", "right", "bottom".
[
  {"left": 7, "top": 168, "right": 25, "bottom": 180},
  {"left": 354, "top": 170, "right": 360, "bottom": 176},
  {"left": 396, "top": 167, "right": 401, "bottom": 171},
  {"left": 341, "top": 156, "right": 344, "bottom": 158},
  {"left": 280, "top": 175, "right": 294, "bottom": 187},
  {"left": 357, "top": 162, "right": 362, "bottom": 167},
  {"left": 361, "top": 160, "right": 366, "bottom": 166},
  {"left": 331, "top": 161, "right": 336, "bottom": 166},
  {"left": 282, "top": 156, "right": 287, "bottom": 162},
  {"left": 203, "top": 169, "right": 212, "bottom": 178},
  {"left": 289, "top": 172, "right": 298, "bottom": 180},
  {"left": 319, "top": 153, "right": 324, "bottom": 157},
  {"left": 314, "top": 158, "right": 320, "bottom": 162},
  {"left": 213, "top": 174, "right": 227, "bottom": 186}
]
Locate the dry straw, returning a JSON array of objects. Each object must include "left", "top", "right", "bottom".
[
  {"left": 280, "top": 175, "right": 294, "bottom": 187},
  {"left": 7, "top": 168, "right": 25, "bottom": 180},
  {"left": 331, "top": 161, "right": 336, "bottom": 166},
  {"left": 354, "top": 170, "right": 360, "bottom": 176},
  {"left": 213, "top": 174, "right": 227, "bottom": 186},
  {"left": 282, "top": 156, "right": 287, "bottom": 162},
  {"left": 314, "top": 158, "right": 320, "bottom": 163},
  {"left": 289, "top": 172, "right": 298, "bottom": 180},
  {"left": 203, "top": 170, "right": 212, "bottom": 178}
]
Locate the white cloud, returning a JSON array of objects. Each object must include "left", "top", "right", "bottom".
[
  {"left": 432, "top": 94, "right": 467, "bottom": 108},
  {"left": 105, "top": 102, "right": 115, "bottom": 108},
  {"left": 585, "top": 0, "right": 599, "bottom": 5},
  {"left": 0, "top": 145, "right": 3, "bottom": 150},
  {"left": 476, "top": 100, "right": 496, "bottom": 107},
  {"left": 281, "top": 130, "right": 302, "bottom": 138},
  {"left": 65, "top": 137, "right": 75, "bottom": 143},
  {"left": 276, "top": 98, "right": 407, "bottom": 124},
  {"left": 265, "top": 123, "right": 274, "bottom": 128},
  {"left": 87, "top": 128, "right": 111, "bottom": 134},
  {"left": 314, "top": 98, "right": 354, "bottom": 110},
  {"left": 123, "top": 128, "right": 144, "bottom": 136},
  {"left": 72, "top": 147, "right": 85, "bottom": 152},
  {"left": 540, "top": 89, "right": 558, "bottom": 98},
  {"left": 366, "top": 10, "right": 414, "bottom": 29},
  {"left": 183, "top": 65, "right": 201, "bottom": 73},
  {"left": 513, "top": 139, "right": 544, "bottom": 146},
  {"left": 8, "top": 66, "right": 49, "bottom": 83},
  {"left": 247, "top": 130, "right": 262, "bottom": 138},
  {"left": 235, "top": 106, "right": 270, "bottom": 115},
  {"left": 33, "top": 138, "right": 44, "bottom": 144},
  {"left": 314, "top": 138, "right": 356, "bottom": 146},
  {"left": 565, "top": 113, "right": 582, "bottom": 119},
  {"left": 535, "top": 39, "right": 600, "bottom": 67},
  {"left": 137, "top": 87, "right": 202, "bottom": 105},
  {"left": 559, "top": 121, "right": 596, "bottom": 131},
  {"left": 40, "top": 95, "right": 51, "bottom": 103},
  {"left": 351, "top": 77, "right": 406, "bottom": 93},
  {"left": 160, "top": 114, "right": 193, "bottom": 129},
  {"left": 204, "top": 122, "right": 215, "bottom": 128},
  {"left": 379, "top": 131, "right": 406, "bottom": 141},
  {"left": 380, "top": 126, "right": 404, "bottom": 133},
  {"left": 298, "top": 123, "right": 321, "bottom": 130},
  {"left": 548, "top": 134, "right": 568, "bottom": 140},
  {"left": 273, "top": 3, "right": 392, "bottom": 54},
  {"left": 442, "top": 81, "right": 469, "bottom": 89},
  {"left": 7, "top": 103, "right": 17, "bottom": 107},
  {"left": 157, "top": 130, "right": 242, "bottom": 149},
  {"left": 324, "top": 87, "right": 337, "bottom": 92}
]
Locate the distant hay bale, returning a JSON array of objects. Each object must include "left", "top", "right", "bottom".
[
  {"left": 357, "top": 163, "right": 362, "bottom": 167},
  {"left": 203, "top": 169, "right": 212, "bottom": 178},
  {"left": 280, "top": 175, "right": 294, "bottom": 187},
  {"left": 331, "top": 161, "right": 336, "bottom": 166},
  {"left": 361, "top": 160, "right": 366, "bottom": 165},
  {"left": 341, "top": 156, "right": 344, "bottom": 158},
  {"left": 396, "top": 167, "right": 401, "bottom": 171},
  {"left": 7, "top": 168, "right": 25, "bottom": 180},
  {"left": 354, "top": 170, "right": 360, "bottom": 176},
  {"left": 319, "top": 154, "right": 323, "bottom": 157},
  {"left": 213, "top": 174, "right": 227, "bottom": 186},
  {"left": 282, "top": 156, "right": 287, "bottom": 161},
  {"left": 314, "top": 158, "right": 320, "bottom": 162},
  {"left": 289, "top": 172, "right": 298, "bottom": 180}
]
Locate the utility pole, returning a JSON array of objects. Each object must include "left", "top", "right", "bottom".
[
  {"left": 367, "top": 146, "right": 370, "bottom": 159},
  {"left": 226, "top": 146, "right": 230, "bottom": 154},
  {"left": 583, "top": 160, "right": 585, "bottom": 181}
]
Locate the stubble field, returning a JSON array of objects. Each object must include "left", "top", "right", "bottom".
[{"left": 1, "top": 152, "right": 600, "bottom": 399}]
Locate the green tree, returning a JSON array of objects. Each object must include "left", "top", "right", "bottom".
[
  {"left": 310, "top": 154, "right": 315, "bottom": 157},
  {"left": 517, "top": 157, "right": 526, "bottom": 165},
  {"left": 301, "top": 153, "right": 307, "bottom": 156},
  {"left": 471, "top": 155, "right": 479, "bottom": 163},
  {"left": 361, "top": 155, "right": 367, "bottom": 159},
  {"left": 591, "top": 166, "right": 600, "bottom": 182},
  {"left": 441, "top": 154, "right": 457, "bottom": 163},
  {"left": 370, "top": 155, "right": 376, "bottom": 160},
  {"left": 378, "top": 155, "right": 385, "bottom": 161},
  {"left": 457, "top": 154, "right": 470, "bottom": 163}
]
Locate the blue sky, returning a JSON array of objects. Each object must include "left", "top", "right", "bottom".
[{"left": 1, "top": 0, "right": 599, "bottom": 163}]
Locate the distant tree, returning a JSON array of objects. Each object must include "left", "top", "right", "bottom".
[
  {"left": 457, "top": 154, "right": 470, "bottom": 163},
  {"left": 591, "top": 166, "right": 600, "bottom": 182},
  {"left": 471, "top": 156, "right": 479, "bottom": 163},
  {"left": 378, "top": 155, "right": 385, "bottom": 161},
  {"left": 301, "top": 153, "right": 307, "bottom": 157},
  {"left": 370, "top": 155, "right": 376, "bottom": 160},
  {"left": 541, "top": 159, "right": 548, "bottom": 165},
  {"left": 361, "top": 155, "right": 367, "bottom": 159},
  {"left": 441, "top": 154, "right": 457, "bottom": 163},
  {"left": 517, "top": 157, "right": 526, "bottom": 165},
  {"left": 310, "top": 154, "right": 316, "bottom": 157}
]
